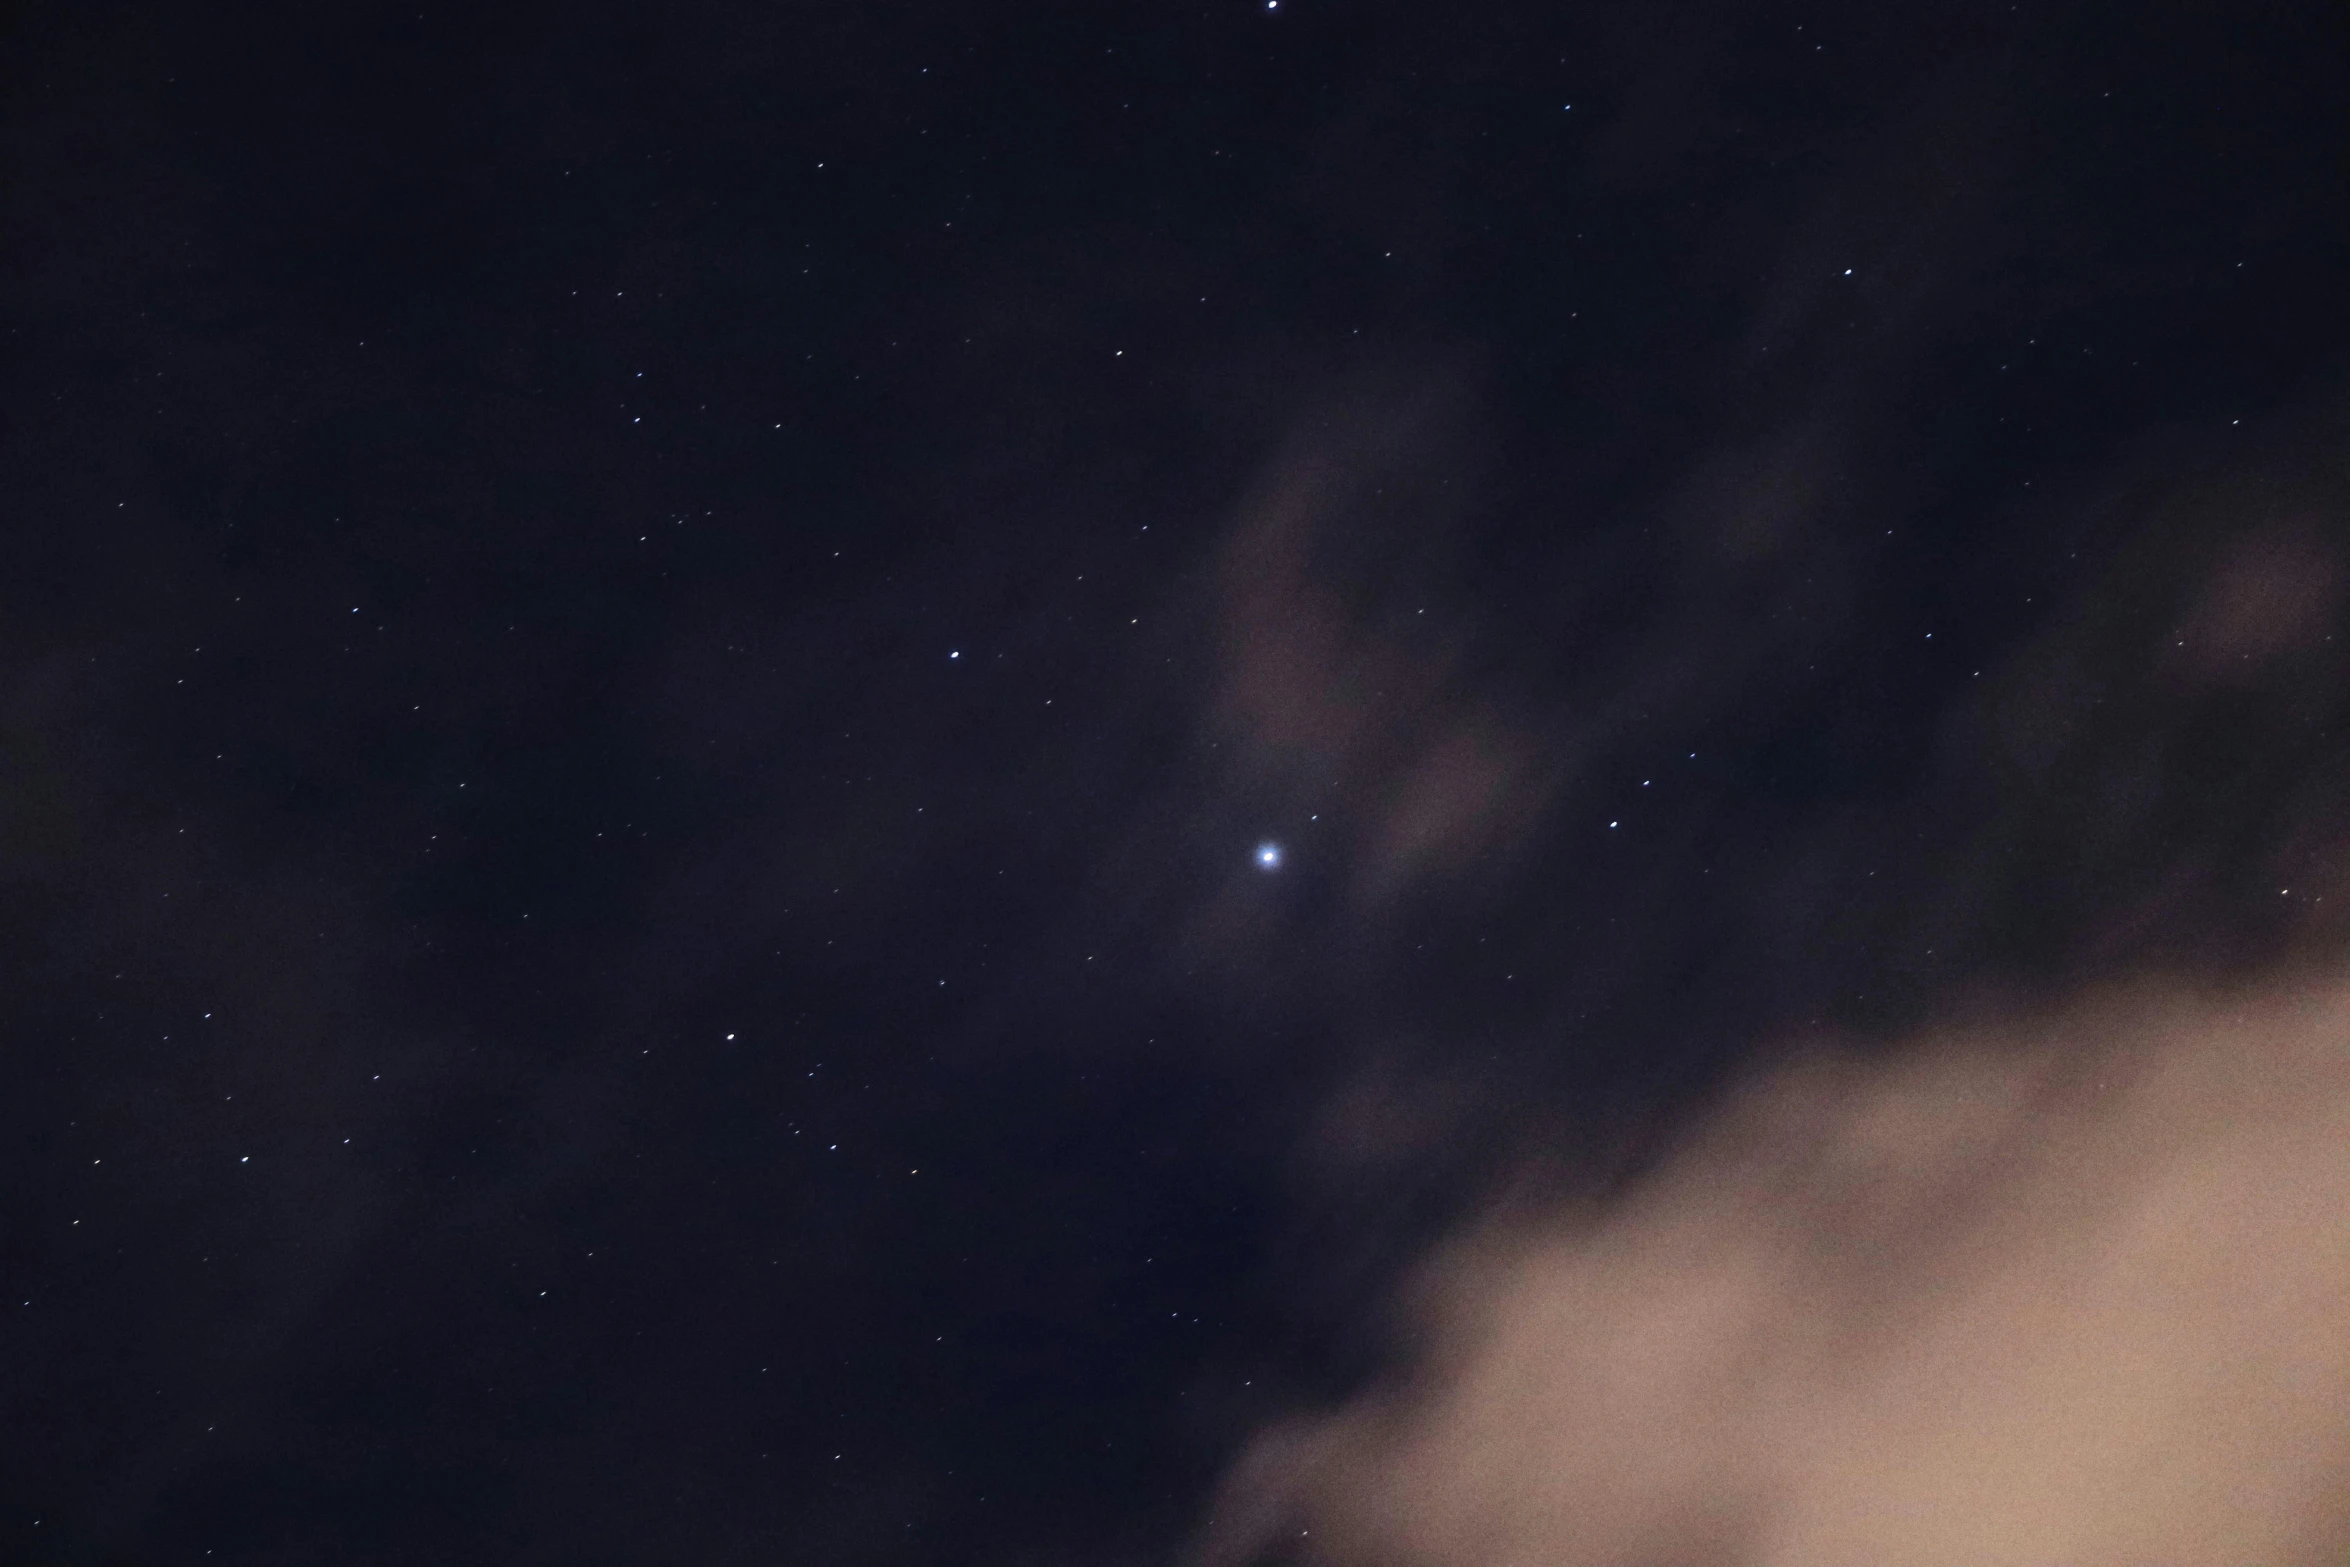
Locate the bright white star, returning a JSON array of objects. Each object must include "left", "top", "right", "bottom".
[{"left": 1256, "top": 842, "right": 1283, "bottom": 870}]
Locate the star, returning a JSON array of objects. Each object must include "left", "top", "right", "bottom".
[{"left": 1256, "top": 842, "right": 1282, "bottom": 870}]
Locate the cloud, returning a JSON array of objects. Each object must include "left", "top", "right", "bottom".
[
  {"left": 1195, "top": 972, "right": 2350, "bottom": 1566},
  {"left": 1206, "top": 381, "right": 1572, "bottom": 920}
]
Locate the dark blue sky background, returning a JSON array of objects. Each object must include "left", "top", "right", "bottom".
[{"left": 5, "top": 2, "right": 2349, "bottom": 1561}]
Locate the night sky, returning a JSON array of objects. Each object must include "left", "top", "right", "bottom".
[{"left": 8, "top": 2, "right": 2350, "bottom": 1563}]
